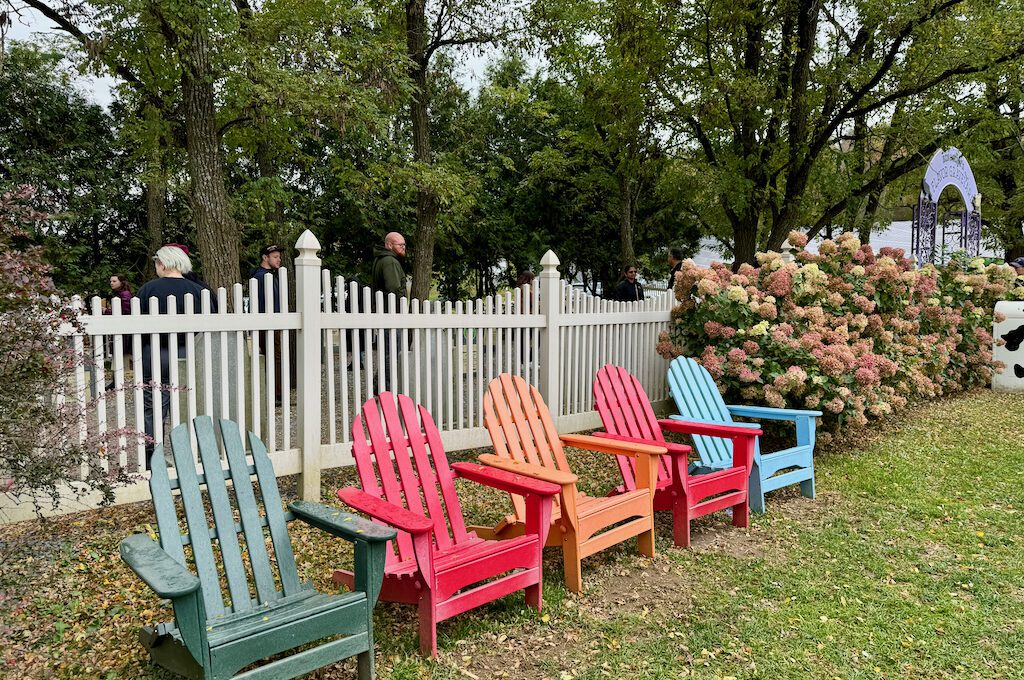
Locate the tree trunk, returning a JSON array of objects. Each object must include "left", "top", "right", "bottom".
[
  {"left": 145, "top": 163, "right": 167, "bottom": 280},
  {"left": 732, "top": 219, "right": 758, "bottom": 271},
  {"left": 407, "top": 0, "right": 439, "bottom": 301},
  {"left": 180, "top": 29, "right": 240, "bottom": 293},
  {"left": 618, "top": 173, "right": 636, "bottom": 268}
]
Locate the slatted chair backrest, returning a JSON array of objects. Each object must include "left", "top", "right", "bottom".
[
  {"left": 666, "top": 356, "right": 735, "bottom": 467},
  {"left": 593, "top": 365, "right": 672, "bottom": 489},
  {"left": 483, "top": 373, "right": 571, "bottom": 520},
  {"left": 351, "top": 392, "right": 471, "bottom": 566},
  {"left": 149, "top": 416, "right": 303, "bottom": 620}
]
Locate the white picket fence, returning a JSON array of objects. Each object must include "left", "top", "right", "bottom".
[{"left": 2, "top": 232, "right": 673, "bottom": 521}]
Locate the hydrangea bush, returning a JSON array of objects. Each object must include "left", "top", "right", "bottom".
[{"left": 657, "top": 231, "right": 1022, "bottom": 434}]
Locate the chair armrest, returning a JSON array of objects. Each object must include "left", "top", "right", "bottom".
[
  {"left": 289, "top": 500, "right": 399, "bottom": 543},
  {"left": 660, "top": 417, "right": 762, "bottom": 438},
  {"left": 560, "top": 433, "right": 666, "bottom": 458},
  {"left": 120, "top": 534, "right": 201, "bottom": 600},
  {"left": 667, "top": 415, "right": 762, "bottom": 429},
  {"left": 477, "top": 454, "right": 578, "bottom": 486},
  {"left": 726, "top": 404, "right": 823, "bottom": 420},
  {"left": 333, "top": 488, "right": 434, "bottom": 535},
  {"left": 452, "top": 462, "right": 561, "bottom": 497},
  {"left": 592, "top": 431, "right": 691, "bottom": 456}
]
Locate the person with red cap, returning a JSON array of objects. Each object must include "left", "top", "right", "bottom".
[{"left": 163, "top": 243, "right": 211, "bottom": 291}]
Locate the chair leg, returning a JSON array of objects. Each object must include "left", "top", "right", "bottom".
[
  {"left": 637, "top": 521, "right": 655, "bottom": 558},
  {"left": 672, "top": 498, "right": 691, "bottom": 548},
  {"left": 800, "top": 474, "right": 815, "bottom": 499},
  {"left": 357, "top": 650, "right": 374, "bottom": 680},
  {"left": 749, "top": 467, "right": 766, "bottom": 514},
  {"left": 562, "top": 534, "right": 584, "bottom": 594},
  {"left": 732, "top": 494, "right": 749, "bottom": 529},
  {"left": 417, "top": 594, "right": 438, "bottom": 657},
  {"left": 525, "top": 578, "right": 542, "bottom": 611}
]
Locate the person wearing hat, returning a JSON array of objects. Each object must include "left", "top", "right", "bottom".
[
  {"left": 163, "top": 243, "right": 211, "bottom": 291},
  {"left": 251, "top": 244, "right": 288, "bottom": 404},
  {"left": 1009, "top": 256, "right": 1024, "bottom": 276},
  {"left": 251, "top": 244, "right": 286, "bottom": 312}
]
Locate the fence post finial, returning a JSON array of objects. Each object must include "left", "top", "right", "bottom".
[
  {"left": 295, "top": 229, "right": 322, "bottom": 265},
  {"left": 294, "top": 229, "right": 322, "bottom": 501}
]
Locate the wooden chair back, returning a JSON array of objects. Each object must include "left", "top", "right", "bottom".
[
  {"left": 351, "top": 392, "right": 470, "bottom": 566},
  {"left": 483, "top": 373, "right": 572, "bottom": 519},
  {"left": 150, "top": 416, "right": 303, "bottom": 620},
  {"left": 666, "top": 356, "right": 736, "bottom": 467},
  {"left": 593, "top": 364, "right": 673, "bottom": 488}
]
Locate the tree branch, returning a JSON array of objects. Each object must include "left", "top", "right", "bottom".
[{"left": 18, "top": 0, "right": 146, "bottom": 91}]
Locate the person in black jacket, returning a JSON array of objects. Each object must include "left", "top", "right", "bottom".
[
  {"left": 667, "top": 247, "right": 683, "bottom": 290},
  {"left": 613, "top": 265, "right": 645, "bottom": 302},
  {"left": 137, "top": 245, "right": 214, "bottom": 468}
]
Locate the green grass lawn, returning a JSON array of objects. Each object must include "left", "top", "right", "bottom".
[{"left": 1, "top": 390, "right": 1022, "bottom": 679}]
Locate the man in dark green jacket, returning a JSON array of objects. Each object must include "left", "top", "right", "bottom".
[
  {"left": 370, "top": 232, "right": 407, "bottom": 390},
  {"left": 372, "top": 232, "right": 407, "bottom": 304}
]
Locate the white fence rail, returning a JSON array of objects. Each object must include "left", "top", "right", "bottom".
[{"left": 2, "top": 233, "right": 673, "bottom": 521}]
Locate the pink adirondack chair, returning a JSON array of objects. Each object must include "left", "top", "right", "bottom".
[
  {"left": 333, "top": 392, "right": 559, "bottom": 656},
  {"left": 592, "top": 365, "right": 762, "bottom": 547}
]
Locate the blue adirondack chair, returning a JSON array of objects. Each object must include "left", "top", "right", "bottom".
[
  {"left": 120, "top": 416, "right": 395, "bottom": 679},
  {"left": 667, "top": 356, "right": 822, "bottom": 513}
]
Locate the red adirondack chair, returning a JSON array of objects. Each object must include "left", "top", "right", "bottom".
[
  {"left": 333, "top": 392, "right": 559, "bottom": 656},
  {"left": 592, "top": 365, "right": 762, "bottom": 547},
  {"left": 477, "top": 373, "right": 665, "bottom": 593}
]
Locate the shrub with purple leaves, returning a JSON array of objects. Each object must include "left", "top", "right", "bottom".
[
  {"left": 657, "top": 231, "right": 1022, "bottom": 437},
  {"left": 1, "top": 187, "right": 137, "bottom": 515}
]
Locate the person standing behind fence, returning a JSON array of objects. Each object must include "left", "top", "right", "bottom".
[
  {"left": 372, "top": 232, "right": 407, "bottom": 302},
  {"left": 164, "top": 242, "right": 212, "bottom": 292},
  {"left": 613, "top": 265, "right": 645, "bottom": 302},
  {"left": 371, "top": 232, "right": 407, "bottom": 391},
  {"left": 104, "top": 275, "right": 133, "bottom": 315},
  {"left": 137, "top": 246, "right": 212, "bottom": 468},
  {"left": 667, "top": 247, "right": 683, "bottom": 290},
  {"left": 251, "top": 244, "right": 287, "bottom": 405},
  {"left": 103, "top": 274, "right": 134, "bottom": 391}
]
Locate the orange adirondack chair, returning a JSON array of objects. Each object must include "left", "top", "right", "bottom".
[
  {"left": 333, "top": 393, "right": 559, "bottom": 656},
  {"left": 477, "top": 373, "right": 665, "bottom": 593},
  {"left": 592, "top": 365, "right": 762, "bottom": 547}
]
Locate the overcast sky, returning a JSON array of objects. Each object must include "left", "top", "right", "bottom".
[{"left": 5, "top": 6, "right": 500, "bottom": 110}]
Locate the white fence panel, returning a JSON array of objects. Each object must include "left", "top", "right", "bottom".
[{"left": 2, "top": 232, "right": 673, "bottom": 521}]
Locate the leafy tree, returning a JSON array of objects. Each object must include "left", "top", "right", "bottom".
[
  {"left": 656, "top": 0, "right": 1024, "bottom": 266},
  {"left": 0, "top": 41, "right": 148, "bottom": 294},
  {"left": 531, "top": 0, "right": 677, "bottom": 277},
  {"left": 397, "top": 0, "right": 518, "bottom": 300}
]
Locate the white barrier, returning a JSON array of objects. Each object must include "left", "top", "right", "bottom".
[{"left": 1, "top": 233, "right": 673, "bottom": 521}]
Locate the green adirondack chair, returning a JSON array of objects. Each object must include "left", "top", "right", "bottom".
[{"left": 120, "top": 416, "right": 395, "bottom": 680}]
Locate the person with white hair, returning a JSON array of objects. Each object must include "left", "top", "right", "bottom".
[{"left": 135, "top": 245, "right": 216, "bottom": 468}]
